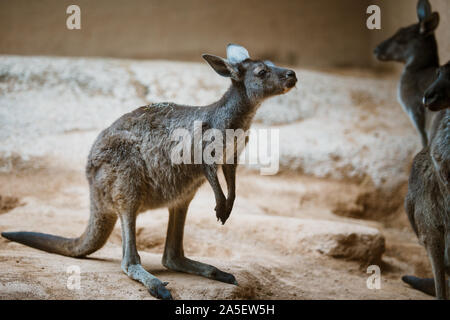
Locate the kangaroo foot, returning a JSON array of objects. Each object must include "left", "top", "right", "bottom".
[
  {"left": 402, "top": 275, "right": 436, "bottom": 296},
  {"left": 124, "top": 264, "right": 173, "bottom": 300},
  {"left": 163, "top": 256, "right": 238, "bottom": 285}
]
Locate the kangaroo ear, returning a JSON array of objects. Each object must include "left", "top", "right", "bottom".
[
  {"left": 420, "top": 12, "right": 439, "bottom": 34},
  {"left": 226, "top": 44, "right": 250, "bottom": 64},
  {"left": 417, "top": 0, "right": 432, "bottom": 22},
  {"left": 202, "top": 54, "right": 239, "bottom": 80}
]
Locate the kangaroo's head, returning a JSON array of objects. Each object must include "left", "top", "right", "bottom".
[
  {"left": 202, "top": 44, "right": 297, "bottom": 104},
  {"left": 374, "top": 0, "right": 439, "bottom": 64},
  {"left": 423, "top": 62, "right": 450, "bottom": 111}
]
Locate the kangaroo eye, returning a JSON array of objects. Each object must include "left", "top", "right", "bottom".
[{"left": 257, "top": 69, "right": 267, "bottom": 77}]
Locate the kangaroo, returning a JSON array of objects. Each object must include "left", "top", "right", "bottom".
[
  {"left": 402, "top": 62, "right": 450, "bottom": 299},
  {"left": 374, "top": 0, "right": 440, "bottom": 147},
  {"left": 1, "top": 44, "right": 297, "bottom": 299}
]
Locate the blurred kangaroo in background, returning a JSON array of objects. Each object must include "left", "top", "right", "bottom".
[
  {"left": 374, "top": 0, "right": 440, "bottom": 147},
  {"left": 1, "top": 44, "right": 297, "bottom": 299},
  {"left": 402, "top": 62, "right": 450, "bottom": 299}
]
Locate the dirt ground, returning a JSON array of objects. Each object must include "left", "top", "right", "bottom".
[
  {"left": 0, "top": 56, "right": 433, "bottom": 299},
  {"left": 0, "top": 163, "right": 432, "bottom": 300}
]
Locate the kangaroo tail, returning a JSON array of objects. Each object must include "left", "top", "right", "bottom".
[
  {"left": 1, "top": 210, "right": 117, "bottom": 258},
  {"left": 401, "top": 275, "right": 436, "bottom": 297}
]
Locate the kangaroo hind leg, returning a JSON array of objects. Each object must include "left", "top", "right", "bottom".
[
  {"left": 162, "top": 200, "right": 237, "bottom": 285},
  {"left": 120, "top": 210, "right": 172, "bottom": 300}
]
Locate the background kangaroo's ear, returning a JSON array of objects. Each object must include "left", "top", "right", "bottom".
[
  {"left": 420, "top": 12, "right": 439, "bottom": 34},
  {"left": 226, "top": 44, "right": 250, "bottom": 64},
  {"left": 202, "top": 54, "right": 240, "bottom": 80},
  {"left": 417, "top": 0, "right": 432, "bottom": 22}
]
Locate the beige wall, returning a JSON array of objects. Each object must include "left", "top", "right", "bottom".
[
  {"left": 0, "top": 0, "right": 369, "bottom": 68},
  {"left": 0, "top": 0, "right": 448, "bottom": 69}
]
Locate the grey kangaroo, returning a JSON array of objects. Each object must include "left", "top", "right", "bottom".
[
  {"left": 402, "top": 62, "right": 450, "bottom": 299},
  {"left": 374, "top": 0, "right": 440, "bottom": 147},
  {"left": 1, "top": 44, "right": 297, "bottom": 299}
]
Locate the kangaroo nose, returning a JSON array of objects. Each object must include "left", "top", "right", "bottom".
[
  {"left": 286, "top": 70, "right": 296, "bottom": 79},
  {"left": 373, "top": 46, "right": 386, "bottom": 60}
]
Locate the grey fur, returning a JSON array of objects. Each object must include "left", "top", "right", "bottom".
[
  {"left": 403, "top": 62, "right": 450, "bottom": 299},
  {"left": 1, "top": 44, "right": 297, "bottom": 299},
  {"left": 374, "top": 0, "right": 440, "bottom": 147}
]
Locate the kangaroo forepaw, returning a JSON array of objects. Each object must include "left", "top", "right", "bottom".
[
  {"left": 215, "top": 204, "right": 230, "bottom": 225},
  {"left": 216, "top": 214, "right": 229, "bottom": 225},
  {"left": 215, "top": 200, "right": 234, "bottom": 225}
]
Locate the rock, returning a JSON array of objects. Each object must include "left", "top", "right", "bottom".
[
  {"left": 298, "top": 219, "right": 385, "bottom": 265},
  {"left": 219, "top": 215, "right": 386, "bottom": 266},
  {"left": 0, "top": 195, "right": 22, "bottom": 214}
]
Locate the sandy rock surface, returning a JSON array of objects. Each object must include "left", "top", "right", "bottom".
[{"left": 0, "top": 56, "right": 431, "bottom": 299}]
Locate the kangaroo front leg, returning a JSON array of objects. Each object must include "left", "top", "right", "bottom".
[
  {"left": 162, "top": 202, "right": 237, "bottom": 285},
  {"left": 120, "top": 212, "right": 172, "bottom": 300},
  {"left": 222, "top": 163, "right": 236, "bottom": 218},
  {"left": 409, "top": 108, "right": 428, "bottom": 147},
  {"left": 426, "top": 236, "right": 447, "bottom": 299},
  {"left": 203, "top": 164, "right": 228, "bottom": 224}
]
